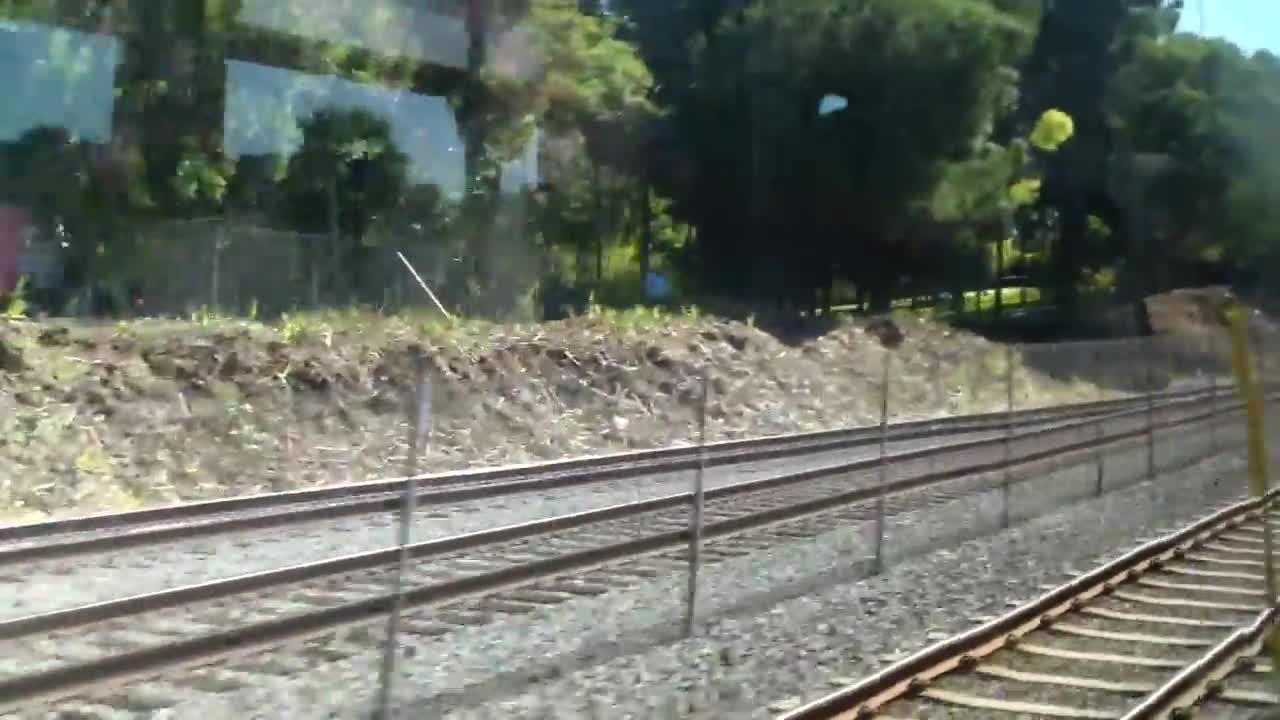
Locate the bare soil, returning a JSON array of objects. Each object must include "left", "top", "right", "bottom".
[{"left": 0, "top": 311, "right": 1121, "bottom": 522}]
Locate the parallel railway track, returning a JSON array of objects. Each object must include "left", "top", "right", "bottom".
[
  {"left": 0, "top": 393, "right": 1239, "bottom": 714},
  {"left": 0, "top": 388, "right": 1213, "bottom": 567},
  {"left": 782, "top": 489, "right": 1280, "bottom": 720}
]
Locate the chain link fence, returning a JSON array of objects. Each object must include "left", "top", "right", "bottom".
[
  {"left": 129, "top": 216, "right": 514, "bottom": 318},
  {"left": 364, "top": 327, "right": 1275, "bottom": 717}
]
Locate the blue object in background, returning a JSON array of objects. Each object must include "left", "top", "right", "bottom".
[{"left": 645, "top": 271, "right": 671, "bottom": 301}]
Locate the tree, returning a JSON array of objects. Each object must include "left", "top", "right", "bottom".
[
  {"left": 1109, "top": 35, "right": 1280, "bottom": 295},
  {"left": 628, "top": 0, "right": 1037, "bottom": 310},
  {"left": 929, "top": 108, "right": 1075, "bottom": 316},
  {"left": 1014, "top": 0, "right": 1180, "bottom": 323},
  {"left": 473, "top": 0, "right": 659, "bottom": 307},
  {"left": 1, "top": 126, "right": 86, "bottom": 231},
  {"left": 278, "top": 108, "right": 409, "bottom": 302}
]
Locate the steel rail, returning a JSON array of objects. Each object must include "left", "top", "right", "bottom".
[
  {"left": 1122, "top": 607, "right": 1278, "bottom": 719},
  {"left": 0, "top": 395, "right": 1241, "bottom": 710},
  {"left": 4, "top": 397, "right": 1207, "bottom": 637},
  {"left": 0, "top": 390, "right": 1221, "bottom": 571},
  {"left": 0, "top": 388, "right": 1204, "bottom": 549},
  {"left": 778, "top": 490, "right": 1278, "bottom": 720},
  {"left": 0, "top": 389, "right": 1212, "bottom": 568}
]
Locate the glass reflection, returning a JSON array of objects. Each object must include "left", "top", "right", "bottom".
[{"left": 0, "top": 1, "right": 544, "bottom": 318}]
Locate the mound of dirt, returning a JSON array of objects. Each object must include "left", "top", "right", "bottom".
[
  {"left": 0, "top": 333, "right": 21, "bottom": 373},
  {"left": 0, "top": 312, "right": 1107, "bottom": 521},
  {"left": 1101, "top": 286, "right": 1278, "bottom": 342},
  {"left": 1144, "top": 286, "right": 1235, "bottom": 336}
]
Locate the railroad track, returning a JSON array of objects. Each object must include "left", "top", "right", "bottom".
[
  {"left": 0, "top": 393, "right": 1239, "bottom": 714},
  {"left": 0, "top": 392, "right": 1223, "bottom": 633},
  {"left": 0, "top": 388, "right": 1213, "bottom": 568},
  {"left": 781, "top": 490, "right": 1280, "bottom": 720}
]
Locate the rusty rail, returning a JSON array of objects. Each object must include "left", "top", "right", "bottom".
[{"left": 780, "top": 491, "right": 1277, "bottom": 720}]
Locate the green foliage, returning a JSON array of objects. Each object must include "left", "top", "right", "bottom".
[
  {"left": 173, "top": 151, "right": 233, "bottom": 207},
  {"left": 3, "top": 276, "right": 30, "bottom": 319},
  {"left": 4, "top": 0, "right": 1279, "bottom": 322},
  {"left": 1015, "top": 0, "right": 1174, "bottom": 313},
  {"left": 279, "top": 313, "right": 310, "bottom": 345},
  {"left": 656, "top": 0, "right": 1037, "bottom": 306},
  {"left": 1107, "top": 29, "right": 1280, "bottom": 290},
  {"left": 1028, "top": 109, "right": 1075, "bottom": 151},
  {"left": 278, "top": 108, "right": 409, "bottom": 239},
  {"left": 481, "top": 1, "right": 657, "bottom": 161},
  {"left": 1086, "top": 215, "right": 1112, "bottom": 239},
  {"left": 931, "top": 105, "right": 1073, "bottom": 302},
  {"left": 1008, "top": 178, "right": 1042, "bottom": 206}
]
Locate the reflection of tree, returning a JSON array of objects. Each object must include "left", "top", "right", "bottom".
[
  {"left": 278, "top": 108, "right": 409, "bottom": 302},
  {"left": 0, "top": 125, "right": 133, "bottom": 309},
  {"left": 1, "top": 126, "right": 84, "bottom": 227}
]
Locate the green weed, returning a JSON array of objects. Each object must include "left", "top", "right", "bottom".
[{"left": 2, "top": 276, "right": 30, "bottom": 319}]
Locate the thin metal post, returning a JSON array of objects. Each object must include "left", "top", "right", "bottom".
[
  {"left": 873, "top": 350, "right": 891, "bottom": 574},
  {"left": 1145, "top": 338, "right": 1157, "bottom": 481},
  {"left": 1094, "top": 347, "right": 1105, "bottom": 496},
  {"left": 1256, "top": 326, "right": 1268, "bottom": 417},
  {"left": 929, "top": 350, "right": 942, "bottom": 475},
  {"left": 210, "top": 226, "right": 222, "bottom": 312},
  {"left": 683, "top": 373, "right": 709, "bottom": 638},
  {"left": 931, "top": 351, "right": 943, "bottom": 414},
  {"left": 375, "top": 351, "right": 430, "bottom": 720},
  {"left": 1209, "top": 333, "right": 1219, "bottom": 454},
  {"left": 1000, "top": 343, "right": 1015, "bottom": 528}
]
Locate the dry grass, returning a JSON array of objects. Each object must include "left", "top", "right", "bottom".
[{"left": 0, "top": 308, "right": 1118, "bottom": 522}]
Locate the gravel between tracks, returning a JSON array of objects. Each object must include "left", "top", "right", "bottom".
[{"left": 42, "top": 421, "right": 1257, "bottom": 720}]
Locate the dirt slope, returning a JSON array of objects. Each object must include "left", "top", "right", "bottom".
[{"left": 0, "top": 311, "right": 1104, "bottom": 521}]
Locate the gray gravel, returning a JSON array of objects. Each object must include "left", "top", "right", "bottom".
[
  {"left": 42, "top": 417, "right": 1257, "bottom": 719},
  {"left": 1, "top": 427, "right": 1018, "bottom": 620}
]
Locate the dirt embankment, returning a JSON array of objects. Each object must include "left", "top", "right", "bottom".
[
  {"left": 1103, "top": 285, "right": 1276, "bottom": 338},
  {"left": 0, "top": 311, "right": 1124, "bottom": 522}
]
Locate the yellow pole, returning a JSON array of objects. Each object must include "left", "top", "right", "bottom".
[
  {"left": 1227, "top": 303, "right": 1274, "bottom": 599},
  {"left": 1225, "top": 302, "right": 1280, "bottom": 674}
]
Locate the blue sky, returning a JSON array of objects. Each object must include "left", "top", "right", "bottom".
[{"left": 1181, "top": 0, "right": 1280, "bottom": 54}]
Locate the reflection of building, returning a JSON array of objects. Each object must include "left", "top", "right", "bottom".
[
  {"left": 238, "top": 0, "right": 475, "bottom": 71},
  {"left": 2, "top": 1, "right": 538, "bottom": 198},
  {"left": 2, "top": 1, "right": 542, "bottom": 314}
]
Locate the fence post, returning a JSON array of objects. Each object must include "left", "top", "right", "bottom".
[
  {"left": 1256, "top": 325, "right": 1267, "bottom": 414},
  {"left": 1145, "top": 338, "right": 1157, "bottom": 481},
  {"left": 683, "top": 373, "right": 709, "bottom": 638},
  {"left": 375, "top": 349, "right": 430, "bottom": 720},
  {"left": 931, "top": 351, "right": 943, "bottom": 415},
  {"left": 873, "top": 349, "right": 891, "bottom": 575},
  {"left": 1094, "top": 347, "right": 1105, "bottom": 496},
  {"left": 1000, "top": 343, "right": 1015, "bottom": 528},
  {"left": 210, "top": 225, "right": 223, "bottom": 312},
  {"left": 1209, "top": 332, "right": 1219, "bottom": 454}
]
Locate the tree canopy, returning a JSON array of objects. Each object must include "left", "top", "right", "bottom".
[{"left": 3, "top": 0, "right": 1279, "bottom": 325}]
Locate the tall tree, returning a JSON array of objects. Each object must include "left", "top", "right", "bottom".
[
  {"left": 1110, "top": 33, "right": 1280, "bottom": 294},
  {"left": 278, "top": 108, "right": 409, "bottom": 302},
  {"left": 1015, "top": 0, "right": 1179, "bottom": 323},
  {"left": 627, "top": 0, "right": 1036, "bottom": 310}
]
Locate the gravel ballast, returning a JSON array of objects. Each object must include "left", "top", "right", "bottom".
[{"left": 42, "top": 419, "right": 1261, "bottom": 720}]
